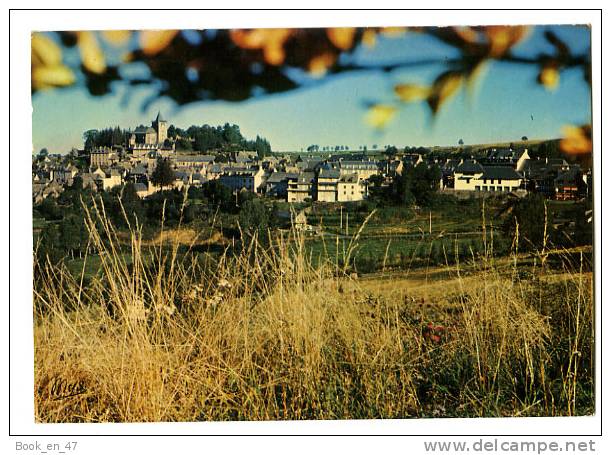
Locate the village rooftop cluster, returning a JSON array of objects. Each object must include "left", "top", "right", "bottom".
[{"left": 32, "top": 113, "right": 592, "bottom": 205}]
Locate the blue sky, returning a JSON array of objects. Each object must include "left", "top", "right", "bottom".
[{"left": 32, "top": 25, "right": 591, "bottom": 153}]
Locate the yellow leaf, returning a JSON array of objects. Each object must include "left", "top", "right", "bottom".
[
  {"left": 139, "top": 30, "right": 178, "bottom": 56},
  {"left": 327, "top": 28, "right": 356, "bottom": 51},
  {"left": 466, "top": 60, "right": 488, "bottom": 85},
  {"left": 380, "top": 27, "right": 407, "bottom": 37},
  {"left": 394, "top": 84, "right": 431, "bottom": 103},
  {"left": 31, "top": 33, "right": 62, "bottom": 67},
  {"left": 308, "top": 53, "right": 336, "bottom": 77},
  {"left": 428, "top": 72, "right": 463, "bottom": 113},
  {"left": 365, "top": 104, "right": 398, "bottom": 129},
  {"left": 102, "top": 30, "right": 131, "bottom": 46},
  {"left": 32, "top": 64, "right": 75, "bottom": 90},
  {"left": 538, "top": 65, "right": 559, "bottom": 91},
  {"left": 362, "top": 29, "right": 377, "bottom": 48},
  {"left": 560, "top": 125, "right": 592, "bottom": 155},
  {"left": 77, "top": 31, "right": 106, "bottom": 74}
]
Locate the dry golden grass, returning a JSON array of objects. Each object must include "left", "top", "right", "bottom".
[{"left": 33, "top": 199, "right": 594, "bottom": 422}]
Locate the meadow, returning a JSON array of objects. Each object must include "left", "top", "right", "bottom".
[{"left": 33, "top": 198, "right": 594, "bottom": 422}]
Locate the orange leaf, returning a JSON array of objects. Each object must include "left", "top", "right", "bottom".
[
  {"left": 230, "top": 29, "right": 293, "bottom": 66},
  {"left": 560, "top": 125, "right": 592, "bottom": 155},
  {"left": 485, "top": 25, "right": 530, "bottom": 57},
  {"left": 327, "top": 28, "right": 356, "bottom": 51},
  {"left": 453, "top": 26, "right": 480, "bottom": 44},
  {"left": 139, "top": 30, "right": 178, "bottom": 56},
  {"left": 308, "top": 53, "right": 336, "bottom": 77}
]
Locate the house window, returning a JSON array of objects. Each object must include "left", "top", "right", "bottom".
[
  {"left": 498, "top": 179, "right": 502, "bottom": 184},
  {"left": 475, "top": 186, "right": 480, "bottom": 191},
  {"left": 504, "top": 186, "right": 510, "bottom": 191},
  {"left": 482, "top": 186, "right": 488, "bottom": 191}
]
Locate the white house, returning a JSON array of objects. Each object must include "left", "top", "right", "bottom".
[{"left": 455, "top": 164, "right": 522, "bottom": 192}]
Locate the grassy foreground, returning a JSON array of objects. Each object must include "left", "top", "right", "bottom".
[{"left": 33, "top": 202, "right": 593, "bottom": 422}]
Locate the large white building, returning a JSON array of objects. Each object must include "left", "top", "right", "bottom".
[
  {"left": 219, "top": 167, "right": 265, "bottom": 193},
  {"left": 455, "top": 164, "right": 523, "bottom": 192}
]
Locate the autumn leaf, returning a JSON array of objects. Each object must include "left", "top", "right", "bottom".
[
  {"left": 361, "top": 29, "right": 377, "bottom": 48},
  {"left": 326, "top": 28, "right": 356, "bottom": 51},
  {"left": 32, "top": 65, "right": 75, "bottom": 90},
  {"left": 560, "top": 124, "right": 592, "bottom": 155},
  {"left": 394, "top": 83, "right": 431, "bottom": 102},
  {"left": 32, "top": 33, "right": 62, "bottom": 67},
  {"left": 427, "top": 71, "right": 464, "bottom": 114},
  {"left": 453, "top": 26, "right": 481, "bottom": 45},
  {"left": 485, "top": 25, "right": 530, "bottom": 57},
  {"left": 77, "top": 31, "right": 106, "bottom": 74},
  {"left": 230, "top": 29, "right": 293, "bottom": 65},
  {"left": 538, "top": 62, "right": 560, "bottom": 90},
  {"left": 139, "top": 30, "right": 179, "bottom": 56},
  {"left": 380, "top": 27, "right": 407, "bottom": 37},
  {"left": 365, "top": 104, "right": 398, "bottom": 128},
  {"left": 102, "top": 30, "right": 132, "bottom": 46},
  {"left": 308, "top": 53, "right": 337, "bottom": 77},
  {"left": 31, "top": 33, "right": 75, "bottom": 91}
]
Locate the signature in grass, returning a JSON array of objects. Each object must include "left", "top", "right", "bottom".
[{"left": 48, "top": 376, "right": 87, "bottom": 400}]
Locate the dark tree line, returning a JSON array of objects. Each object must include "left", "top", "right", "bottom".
[
  {"left": 176, "top": 123, "right": 272, "bottom": 157},
  {"left": 83, "top": 127, "right": 129, "bottom": 150}
]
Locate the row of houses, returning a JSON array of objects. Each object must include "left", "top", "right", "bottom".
[
  {"left": 33, "top": 143, "right": 591, "bottom": 205},
  {"left": 443, "top": 148, "right": 590, "bottom": 200}
]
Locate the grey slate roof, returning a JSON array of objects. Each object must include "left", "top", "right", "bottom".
[
  {"left": 135, "top": 126, "right": 156, "bottom": 134},
  {"left": 175, "top": 154, "right": 215, "bottom": 163},
  {"left": 480, "top": 166, "right": 522, "bottom": 180},
  {"left": 455, "top": 160, "right": 484, "bottom": 174},
  {"left": 266, "top": 172, "right": 298, "bottom": 183},
  {"left": 318, "top": 168, "right": 341, "bottom": 179}
]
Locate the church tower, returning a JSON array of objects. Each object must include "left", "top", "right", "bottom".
[{"left": 153, "top": 111, "right": 168, "bottom": 145}]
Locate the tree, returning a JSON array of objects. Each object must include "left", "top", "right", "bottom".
[
  {"left": 167, "top": 124, "right": 177, "bottom": 138},
  {"left": 458, "top": 138, "right": 464, "bottom": 146},
  {"left": 238, "top": 198, "right": 270, "bottom": 238},
  {"left": 150, "top": 158, "right": 175, "bottom": 190},
  {"left": 201, "top": 180, "right": 235, "bottom": 212},
  {"left": 384, "top": 145, "right": 398, "bottom": 158},
  {"left": 393, "top": 163, "right": 441, "bottom": 207},
  {"left": 38, "top": 148, "right": 49, "bottom": 159},
  {"left": 501, "top": 193, "right": 551, "bottom": 251},
  {"left": 175, "top": 138, "right": 193, "bottom": 151},
  {"left": 522, "top": 136, "right": 528, "bottom": 141}
]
